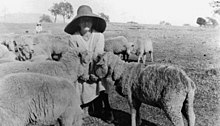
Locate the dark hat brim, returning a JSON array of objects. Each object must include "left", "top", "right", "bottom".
[{"left": 64, "top": 14, "right": 106, "bottom": 35}]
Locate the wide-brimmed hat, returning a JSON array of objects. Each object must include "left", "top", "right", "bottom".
[{"left": 64, "top": 5, "right": 106, "bottom": 35}]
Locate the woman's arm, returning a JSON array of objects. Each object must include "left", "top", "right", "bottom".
[
  {"left": 93, "top": 33, "right": 105, "bottom": 57},
  {"left": 69, "top": 35, "right": 79, "bottom": 49}
]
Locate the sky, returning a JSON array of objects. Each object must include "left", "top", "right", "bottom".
[{"left": 0, "top": 0, "right": 217, "bottom": 26}]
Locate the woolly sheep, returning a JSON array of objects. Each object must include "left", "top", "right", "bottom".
[
  {"left": 0, "top": 34, "right": 34, "bottom": 61},
  {"left": 32, "top": 34, "right": 71, "bottom": 61},
  {"left": 132, "top": 36, "right": 153, "bottom": 63},
  {"left": 94, "top": 52, "right": 196, "bottom": 126},
  {"left": 0, "top": 34, "right": 35, "bottom": 61},
  {"left": 0, "top": 72, "right": 83, "bottom": 126},
  {"left": 0, "top": 48, "right": 92, "bottom": 83},
  {"left": 104, "top": 36, "right": 133, "bottom": 62}
]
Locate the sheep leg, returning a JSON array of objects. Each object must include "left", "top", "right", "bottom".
[
  {"left": 132, "top": 98, "right": 142, "bottom": 126},
  {"left": 162, "top": 92, "right": 186, "bottom": 126},
  {"left": 60, "top": 107, "right": 82, "bottom": 126},
  {"left": 150, "top": 51, "right": 154, "bottom": 62},
  {"left": 137, "top": 53, "right": 143, "bottom": 63},
  {"left": 182, "top": 91, "right": 195, "bottom": 126},
  {"left": 137, "top": 56, "right": 141, "bottom": 63},
  {"left": 143, "top": 54, "right": 146, "bottom": 64},
  {"left": 125, "top": 53, "right": 129, "bottom": 62},
  {"left": 127, "top": 91, "right": 137, "bottom": 126}
]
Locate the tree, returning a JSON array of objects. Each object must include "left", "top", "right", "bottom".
[
  {"left": 39, "top": 14, "right": 52, "bottom": 23},
  {"left": 196, "top": 17, "right": 207, "bottom": 26},
  {"left": 210, "top": 0, "right": 220, "bottom": 15},
  {"left": 214, "top": 9, "right": 220, "bottom": 15},
  {"left": 99, "top": 12, "right": 110, "bottom": 22},
  {"left": 206, "top": 17, "right": 219, "bottom": 27},
  {"left": 49, "top": 3, "right": 60, "bottom": 23},
  {"left": 159, "top": 21, "right": 171, "bottom": 26},
  {"left": 59, "top": 1, "right": 73, "bottom": 23},
  {"left": 183, "top": 24, "right": 191, "bottom": 26},
  {"left": 210, "top": 0, "right": 220, "bottom": 8}
]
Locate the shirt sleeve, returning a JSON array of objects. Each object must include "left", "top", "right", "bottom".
[
  {"left": 69, "top": 35, "right": 78, "bottom": 49},
  {"left": 94, "top": 33, "right": 105, "bottom": 56}
]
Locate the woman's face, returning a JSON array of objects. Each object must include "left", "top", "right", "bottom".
[{"left": 79, "top": 17, "right": 93, "bottom": 32}]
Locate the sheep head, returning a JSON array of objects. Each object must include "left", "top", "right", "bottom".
[
  {"left": 61, "top": 48, "right": 92, "bottom": 65},
  {"left": 95, "top": 52, "right": 121, "bottom": 79},
  {"left": 78, "top": 50, "right": 92, "bottom": 66},
  {"left": 126, "top": 42, "right": 134, "bottom": 56}
]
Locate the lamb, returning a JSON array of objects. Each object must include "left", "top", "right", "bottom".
[
  {"left": 0, "top": 72, "right": 83, "bottom": 126},
  {"left": 94, "top": 52, "right": 196, "bottom": 126},
  {"left": 0, "top": 48, "right": 92, "bottom": 83},
  {"left": 132, "top": 36, "right": 153, "bottom": 63},
  {"left": 104, "top": 36, "right": 133, "bottom": 62}
]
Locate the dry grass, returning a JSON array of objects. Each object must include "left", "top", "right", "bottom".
[{"left": 0, "top": 22, "right": 220, "bottom": 126}]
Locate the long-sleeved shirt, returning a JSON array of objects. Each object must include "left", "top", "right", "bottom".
[{"left": 69, "top": 31, "right": 106, "bottom": 104}]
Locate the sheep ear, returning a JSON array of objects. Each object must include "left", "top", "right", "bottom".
[
  {"left": 96, "top": 54, "right": 103, "bottom": 61},
  {"left": 78, "top": 52, "right": 82, "bottom": 58},
  {"left": 78, "top": 50, "right": 87, "bottom": 58},
  {"left": 96, "top": 58, "right": 105, "bottom": 65}
]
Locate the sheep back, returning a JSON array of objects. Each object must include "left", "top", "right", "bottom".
[
  {"left": 32, "top": 34, "right": 71, "bottom": 57},
  {"left": 0, "top": 49, "right": 90, "bottom": 83},
  {"left": 104, "top": 36, "right": 129, "bottom": 54},
  {"left": 121, "top": 64, "right": 196, "bottom": 105}
]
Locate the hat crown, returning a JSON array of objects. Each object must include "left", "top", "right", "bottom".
[{"left": 77, "top": 5, "right": 93, "bottom": 15}]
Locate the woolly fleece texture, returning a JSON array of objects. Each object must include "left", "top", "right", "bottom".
[
  {"left": 95, "top": 52, "right": 196, "bottom": 126},
  {"left": 32, "top": 34, "right": 71, "bottom": 60},
  {"left": 104, "top": 36, "right": 133, "bottom": 61},
  {"left": 0, "top": 73, "right": 83, "bottom": 126},
  {"left": 0, "top": 48, "right": 91, "bottom": 83}
]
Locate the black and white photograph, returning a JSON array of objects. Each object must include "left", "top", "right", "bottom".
[{"left": 0, "top": 0, "right": 220, "bottom": 126}]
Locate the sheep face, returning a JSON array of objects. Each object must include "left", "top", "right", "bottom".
[
  {"left": 126, "top": 42, "right": 134, "bottom": 56},
  {"left": 78, "top": 50, "right": 92, "bottom": 66},
  {"left": 95, "top": 52, "right": 121, "bottom": 79},
  {"left": 95, "top": 55, "right": 109, "bottom": 78}
]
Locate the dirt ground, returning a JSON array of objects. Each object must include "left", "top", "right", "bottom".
[{"left": 1, "top": 23, "right": 220, "bottom": 126}]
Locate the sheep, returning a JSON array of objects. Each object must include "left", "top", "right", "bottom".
[
  {"left": 94, "top": 52, "right": 196, "bottom": 126},
  {"left": 132, "top": 36, "right": 153, "bottom": 63},
  {"left": 31, "top": 34, "right": 71, "bottom": 61},
  {"left": 0, "top": 34, "right": 34, "bottom": 61},
  {"left": 104, "top": 36, "right": 133, "bottom": 62},
  {"left": 0, "top": 72, "right": 83, "bottom": 126},
  {"left": 0, "top": 48, "right": 92, "bottom": 84},
  {"left": 0, "top": 33, "right": 18, "bottom": 51}
]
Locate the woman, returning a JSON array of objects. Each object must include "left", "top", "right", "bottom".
[{"left": 64, "top": 5, "right": 114, "bottom": 123}]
